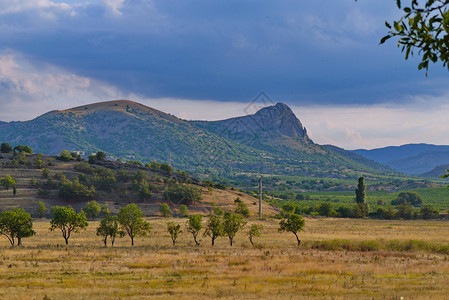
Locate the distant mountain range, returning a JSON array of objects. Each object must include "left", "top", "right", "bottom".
[
  {"left": 352, "top": 144, "right": 449, "bottom": 176},
  {"left": 0, "top": 100, "right": 390, "bottom": 178}
]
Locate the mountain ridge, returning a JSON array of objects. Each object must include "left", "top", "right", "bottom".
[
  {"left": 352, "top": 144, "right": 449, "bottom": 175},
  {"left": 0, "top": 99, "right": 390, "bottom": 179}
]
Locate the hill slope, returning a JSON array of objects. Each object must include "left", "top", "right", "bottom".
[
  {"left": 0, "top": 152, "right": 278, "bottom": 217},
  {"left": 0, "top": 100, "right": 390, "bottom": 179}
]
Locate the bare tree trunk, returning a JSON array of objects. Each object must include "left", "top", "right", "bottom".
[
  {"left": 294, "top": 233, "right": 301, "bottom": 247},
  {"left": 193, "top": 235, "right": 200, "bottom": 246}
]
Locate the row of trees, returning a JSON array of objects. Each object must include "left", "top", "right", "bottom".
[{"left": 0, "top": 204, "right": 306, "bottom": 247}]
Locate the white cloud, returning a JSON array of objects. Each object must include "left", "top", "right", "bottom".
[
  {"left": 0, "top": 0, "right": 73, "bottom": 15},
  {"left": 0, "top": 51, "right": 125, "bottom": 121},
  {"left": 103, "top": 0, "right": 125, "bottom": 16},
  {"left": 291, "top": 100, "right": 449, "bottom": 150}
]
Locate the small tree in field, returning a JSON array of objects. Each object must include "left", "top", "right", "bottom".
[
  {"left": 186, "top": 214, "right": 203, "bottom": 245},
  {"left": 279, "top": 214, "right": 305, "bottom": 246},
  {"left": 203, "top": 213, "right": 223, "bottom": 246},
  {"left": 96, "top": 214, "right": 124, "bottom": 247},
  {"left": 248, "top": 224, "right": 263, "bottom": 246},
  {"left": 0, "top": 208, "right": 35, "bottom": 246},
  {"left": 50, "top": 206, "right": 88, "bottom": 245},
  {"left": 117, "top": 204, "right": 152, "bottom": 246},
  {"left": 354, "top": 176, "right": 368, "bottom": 217},
  {"left": 159, "top": 203, "right": 171, "bottom": 218},
  {"left": 167, "top": 222, "right": 182, "bottom": 246},
  {"left": 37, "top": 201, "right": 47, "bottom": 218},
  {"left": 223, "top": 214, "right": 246, "bottom": 246}
]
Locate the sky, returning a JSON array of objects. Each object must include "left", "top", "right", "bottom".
[{"left": 0, "top": 0, "right": 448, "bottom": 150}]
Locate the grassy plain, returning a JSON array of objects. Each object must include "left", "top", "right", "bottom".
[{"left": 1, "top": 218, "right": 449, "bottom": 299}]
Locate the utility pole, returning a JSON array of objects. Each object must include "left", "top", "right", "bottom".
[{"left": 258, "top": 178, "right": 262, "bottom": 220}]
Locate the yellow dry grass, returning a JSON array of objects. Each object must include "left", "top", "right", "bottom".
[{"left": 1, "top": 218, "right": 449, "bottom": 299}]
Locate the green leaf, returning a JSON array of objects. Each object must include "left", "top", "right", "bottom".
[{"left": 380, "top": 35, "right": 392, "bottom": 44}]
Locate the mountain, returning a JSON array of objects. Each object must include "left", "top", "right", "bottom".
[
  {"left": 192, "top": 102, "right": 322, "bottom": 157},
  {"left": 0, "top": 121, "right": 5, "bottom": 125},
  {"left": 352, "top": 144, "right": 449, "bottom": 175},
  {"left": 323, "top": 145, "right": 392, "bottom": 172},
  {"left": 421, "top": 164, "right": 449, "bottom": 178},
  {"left": 0, "top": 100, "right": 389, "bottom": 178}
]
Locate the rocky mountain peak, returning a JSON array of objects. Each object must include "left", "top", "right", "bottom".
[{"left": 252, "top": 102, "right": 309, "bottom": 139}]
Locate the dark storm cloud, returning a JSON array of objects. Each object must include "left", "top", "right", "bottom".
[{"left": 0, "top": 0, "right": 448, "bottom": 106}]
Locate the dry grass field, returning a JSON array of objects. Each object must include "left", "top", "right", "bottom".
[{"left": 1, "top": 218, "right": 449, "bottom": 299}]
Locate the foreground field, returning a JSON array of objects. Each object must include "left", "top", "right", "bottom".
[{"left": 1, "top": 218, "right": 449, "bottom": 299}]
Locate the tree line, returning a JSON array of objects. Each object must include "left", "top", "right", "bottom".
[{"left": 0, "top": 203, "right": 306, "bottom": 247}]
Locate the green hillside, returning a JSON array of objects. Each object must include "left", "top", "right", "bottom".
[{"left": 0, "top": 100, "right": 395, "bottom": 182}]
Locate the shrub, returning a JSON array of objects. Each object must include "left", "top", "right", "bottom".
[
  {"left": 59, "top": 178, "right": 95, "bottom": 200},
  {"left": 74, "top": 162, "right": 95, "bottom": 174},
  {"left": 159, "top": 203, "right": 171, "bottom": 218},
  {"left": 0, "top": 175, "right": 16, "bottom": 190},
  {"left": 391, "top": 192, "right": 423, "bottom": 206},
  {"left": 58, "top": 150, "right": 72, "bottom": 161},
  {"left": 235, "top": 202, "right": 250, "bottom": 217},
  {"left": 13, "top": 145, "right": 33, "bottom": 154},
  {"left": 83, "top": 200, "right": 102, "bottom": 220},
  {"left": 37, "top": 201, "right": 47, "bottom": 218},
  {"left": 179, "top": 205, "right": 189, "bottom": 217},
  {"left": 1, "top": 143, "right": 12, "bottom": 153},
  {"left": 164, "top": 184, "right": 202, "bottom": 205}
]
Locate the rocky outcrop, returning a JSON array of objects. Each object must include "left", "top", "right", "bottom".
[{"left": 195, "top": 102, "right": 310, "bottom": 141}]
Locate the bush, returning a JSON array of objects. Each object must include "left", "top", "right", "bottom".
[
  {"left": 74, "top": 162, "right": 95, "bottom": 174},
  {"left": 159, "top": 203, "right": 171, "bottom": 218},
  {"left": 96, "top": 151, "right": 106, "bottom": 161},
  {"left": 0, "top": 175, "right": 16, "bottom": 190},
  {"left": 235, "top": 202, "right": 250, "bottom": 217},
  {"left": 213, "top": 207, "right": 224, "bottom": 216},
  {"left": 58, "top": 150, "right": 72, "bottom": 161},
  {"left": 317, "top": 202, "right": 334, "bottom": 217},
  {"left": 160, "top": 163, "right": 174, "bottom": 174},
  {"left": 164, "top": 184, "right": 202, "bottom": 205},
  {"left": 13, "top": 145, "right": 32, "bottom": 154},
  {"left": 179, "top": 205, "right": 189, "bottom": 217},
  {"left": 1, "top": 143, "right": 12, "bottom": 153},
  {"left": 391, "top": 192, "right": 423, "bottom": 207},
  {"left": 83, "top": 200, "right": 102, "bottom": 220},
  {"left": 59, "top": 178, "right": 95, "bottom": 200}
]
